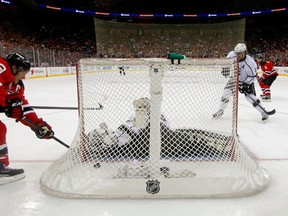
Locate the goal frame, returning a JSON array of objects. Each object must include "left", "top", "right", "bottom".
[{"left": 40, "top": 58, "right": 270, "bottom": 198}]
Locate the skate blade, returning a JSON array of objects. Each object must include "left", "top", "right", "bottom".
[{"left": 0, "top": 173, "right": 26, "bottom": 185}]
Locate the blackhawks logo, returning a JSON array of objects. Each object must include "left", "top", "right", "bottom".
[{"left": 146, "top": 179, "right": 160, "bottom": 194}]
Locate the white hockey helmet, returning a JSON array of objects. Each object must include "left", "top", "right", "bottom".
[{"left": 234, "top": 43, "right": 247, "bottom": 53}]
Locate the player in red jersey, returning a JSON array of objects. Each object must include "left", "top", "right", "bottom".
[
  {"left": 0, "top": 53, "right": 54, "bottom": 184},
  {"left": 255, "top": 53, "right": 279, "bottom": 102}
]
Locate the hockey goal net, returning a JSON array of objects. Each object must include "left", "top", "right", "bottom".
[{"left": 40, "top": 58, "right": 270, "bottom": 198}]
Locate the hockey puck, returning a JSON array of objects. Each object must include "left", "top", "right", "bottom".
[{"left": 94, "top": 163, "right": 101, "bottom": 168}]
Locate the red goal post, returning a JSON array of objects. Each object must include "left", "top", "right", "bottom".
[{"left": 40, "top": 58, "right": 270, "bottom": 198}]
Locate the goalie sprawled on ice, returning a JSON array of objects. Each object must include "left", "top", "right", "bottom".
[{"left": 86, "top": 98, "right": 233, "bottom": 161}]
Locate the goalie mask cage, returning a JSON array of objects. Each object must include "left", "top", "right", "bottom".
[{"left": 40, "top": 58, "right": 270, "bottom": 198}]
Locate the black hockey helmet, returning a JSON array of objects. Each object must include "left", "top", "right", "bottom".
[
  {"left": 255, "top": 53, "right": 265, "bottom": 65},
  {"left": 254, "top": 52, "right": 265, "bottom": 59},
  {"left": 257, "top": 53, "right": 265, "bottom": 59},
  {"left": 6, "top": 53, "right": 31, "bottom": 74}
]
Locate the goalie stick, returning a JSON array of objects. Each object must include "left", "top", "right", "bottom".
[
  {"left": 21, "top": 117, "right": 70, "bottom": 148},
  {"left": 245, "top": 93, "right": 276, "bottom": 115}
]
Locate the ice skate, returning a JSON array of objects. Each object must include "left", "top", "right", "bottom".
[
  {"left": 261, "top": 95, "right": 271, "bottom": 102},
  {"left": 212, "top": 109, "right": 224, "bottom": 118},
  {"left": 0, "top": 163, "right": 25, "bottom": 184}
]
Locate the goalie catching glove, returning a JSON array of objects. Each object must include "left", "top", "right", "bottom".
[
  {"left": 5, "top": 94, "right": 23, "bottom": 120},
  {"left": 32, "top": 118, "right": 54, "bottom": 139}
]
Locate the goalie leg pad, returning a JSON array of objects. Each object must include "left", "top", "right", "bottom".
[{"left": 172, "top": 129, "right": 233, "bottom": 157}]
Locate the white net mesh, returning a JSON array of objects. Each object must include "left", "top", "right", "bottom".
[{"left": 40, "top": 58, "right": 270, "bottom": 198}]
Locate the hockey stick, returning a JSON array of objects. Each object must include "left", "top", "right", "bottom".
[
  {"left": 244, "top": 93, "right": 276, "bottom": 115},
  {"left": 32, "top": 103, "right": 103, "bottom": 110},
  {"left": 21, "top": 117, "right": 70, "bottom": 148},
  {"left": 32, "top": 106, "right": 78, "bottom": 110}
]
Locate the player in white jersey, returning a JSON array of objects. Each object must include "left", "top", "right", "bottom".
[
  {"left": 234, "top": 43, "right": 275, "bottom": 121},
  {"left": 213, "top": 51, "right": 237, "bottom": 118}
]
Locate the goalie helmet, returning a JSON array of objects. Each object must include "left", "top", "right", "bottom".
[
  {"left": 133, "top": 97, "right": 150, "bottom": 110},
  {"left": 234, "top": 43, "right": 247, "bottom": 53},
  {"left": 6, "top": 53, "right": 31, "bottom": 74}
]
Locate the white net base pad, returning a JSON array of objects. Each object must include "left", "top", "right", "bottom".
[{"left": 40, "top": 161, "right": 270, "bottom": 198}]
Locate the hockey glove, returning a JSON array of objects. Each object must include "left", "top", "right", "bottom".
[
  {"left": 238, "top": 82, "right": 248, "bottom": 94},
  {"left": 258, "top": 76, "right": 265, "bottom": 82},
  {"left": 5, "top": 94, "right": 23, "bottom": 120},
  {"left": 33, "top": 118, "right": 54, "bottom": 139}
]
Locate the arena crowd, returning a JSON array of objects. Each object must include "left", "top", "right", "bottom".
[{"left": 0, "top": 2, "right": 288, "bottom": 66}]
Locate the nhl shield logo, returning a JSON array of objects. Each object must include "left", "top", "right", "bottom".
[{"left": 146, "top": 179, "right": 160, "bottom": 194}]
